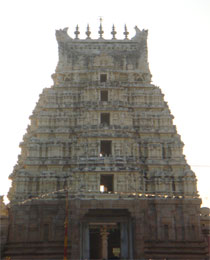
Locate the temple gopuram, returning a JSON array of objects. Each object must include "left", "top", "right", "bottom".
[{"left": 1, "top": 22, "right": 210, "bottom": 260}]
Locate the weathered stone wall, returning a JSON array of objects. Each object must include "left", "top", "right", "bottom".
[{"left": 3, "top": 197, "right": 207, "bottom": 260}]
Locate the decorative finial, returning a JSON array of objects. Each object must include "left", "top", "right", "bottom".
[
  {"left": 111, "top": 24, "right": 117, "bottom": 40},
  {"left": 74, "top": 25, "right": 80, "bottom": 39},
  {"left": 98, "top": 17, "right": 104, "bottom": 39},
  {"left": 124, "top": 24, "right": 129, "bottom": 40},
  {"left": 86, "top": 24, "right": 91, "bottom": 39}
]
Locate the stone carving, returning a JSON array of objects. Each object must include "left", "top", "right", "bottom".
[
  {"left": 55, "top": 27, "right": 72, "bottom": 42},
  {"left": 132, "top": 25, "right": 148, "bottom": 41}
]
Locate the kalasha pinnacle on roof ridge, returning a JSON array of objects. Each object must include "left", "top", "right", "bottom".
[
  {"left": 111, "top": 24, "right": 117, "bottom": 40},
  {"left": 98, "top": 18, "right": 104, "bottom": 39},
  {"left": 74, "top": 24, "right": 80, "bottom": 39},
  {"left": 86, "top": 24, "right": 91, "bottom": 39},
  {"left": 124, "top": 24, "right": 129, "bottom": 39},
  {"left": 55, "top": 23, "right": 152, "bottom": 42}
]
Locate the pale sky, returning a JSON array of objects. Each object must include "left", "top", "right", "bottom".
[{"left": 0, "top": 0, "right": 210, "bottom": 207}]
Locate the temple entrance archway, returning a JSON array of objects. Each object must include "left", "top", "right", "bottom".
[
  {"left": 81, "top": 209, "right": 133, "bottom": 260},
  {"left": 89, "top": 224, "right": 121, "bottom": 260}
]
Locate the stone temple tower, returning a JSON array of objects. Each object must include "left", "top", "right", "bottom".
[{"left": 2, "top": 23, "right": 209, "bottom": 259}]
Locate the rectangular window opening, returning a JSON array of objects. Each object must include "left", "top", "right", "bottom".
[
  {"left": 100, "top": 140, "right": 112, "bottom": 156},
  {"left": 101, "top": 90, "right": 108, "bottom": 101},
  {"left": 100, "top": 175, "right": 113, "bottom": 193},
  {"left": 100, "top": 74, "right": 107, "bottom": 83},
  {"left": 101, "top": 113, "right": 110, "bottom": 125}
]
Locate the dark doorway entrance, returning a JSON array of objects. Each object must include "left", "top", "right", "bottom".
[
  {"left": 89, "top": 227, "right": 101, "bottom": 259},
  {"left": 82, "top": 209, "right": 132, "bottom": 260},
  {"left": 108, "top": 226, "right": 121, "bottom": 260}
]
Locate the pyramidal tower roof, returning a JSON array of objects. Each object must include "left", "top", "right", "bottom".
[{"left": 8, "top": 24, "right": 198, "bottom": 203}]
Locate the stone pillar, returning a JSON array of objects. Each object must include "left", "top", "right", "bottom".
[
  {"left": 128, "top": 219, "right": 134, "bottom": 259},
  {"left": 81, "top": 223, "right": 89, "bottom": 260},
  {"left": 100, "top": 226, "right": 109, "bottom": 260}
]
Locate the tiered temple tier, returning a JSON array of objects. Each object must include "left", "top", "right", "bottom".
[{"left": 8, "top": 78, "right": 197, "bottom": 202}]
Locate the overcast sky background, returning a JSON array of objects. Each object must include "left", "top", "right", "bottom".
[{"left": 0, "top": 0, "right": 210, "bottom": 207}]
